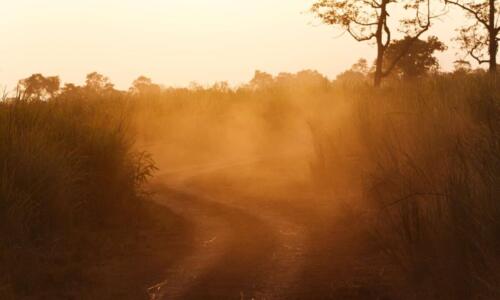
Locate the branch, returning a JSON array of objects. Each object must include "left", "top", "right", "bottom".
[
  {"left": 382, "top": 29, "right": 430, "bottom": 76},
  {"left": 351, "top": 18, "right": 380, "bottom": 26},
  {"left": 380, "top": 0, "right": 439, "bottom": 77},
  {"left": 469, "top": 43, "right": 490, "bottom": 64},
  {"left": 446, "top": 0, "right": 489, "bottom": 28},
  {"left": 347, "top": 24, "right": 377, "bottom": 41}
]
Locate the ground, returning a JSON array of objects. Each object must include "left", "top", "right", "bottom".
[
  {"left": 10, "top": 157, "right": 401, "bottom": 299},
  {"left": 142, "top": 157, "right": 400, "bottom": 300}
]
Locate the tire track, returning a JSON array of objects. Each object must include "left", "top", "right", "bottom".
[
  {"left": 149, "top": 185, "right": 278, "bottom": 300},
  {"left": 148, "top": 156, "right": 312, "bottom": 299}
]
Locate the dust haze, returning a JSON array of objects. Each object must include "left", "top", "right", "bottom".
[{"left": 1, "top": 1, "right": 499, "bottom": 299}]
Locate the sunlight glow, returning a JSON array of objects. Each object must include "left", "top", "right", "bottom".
[{"left": 1, "top": 0, "right": 460, "bottom": 89}]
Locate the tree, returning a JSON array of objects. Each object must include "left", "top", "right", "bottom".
[
  {"left": 84, "top": 72, "right": 114, "bottom": 93},
  {"left": 211, "top": 81, "right": 231, "bottom": 93},
  {"left": 445, "top": 1, "right": 499, "bottom": 75},
  {"left": 311, "top": 0, "right": 439, "bottom": 87},
  {"left": 249, "top": 70, "right": 274, "bottom": 89},
  {"left": 129, "top": 76, "right": 161, "bottom": 95},
  {"left": 453, "top": 59, "right": 473, "bottom": 73},
  {"left": 350, "top": 58, "right": 369, "bottom": 74},
  {"left": 336, "top": 58, "right": 370, "bottom": 83},
  {"left": 16, "top": 73, "right": 60, "bottom": 101},
  {"left": 294, "top": 70, "right": 330, "bottom": 90},
  {"left": 384, "top": 36, "right": 447, "bottom": 79}
]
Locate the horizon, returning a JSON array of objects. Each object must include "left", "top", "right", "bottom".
[{"left": 1, "top": 1, "right": 469, "bottom": 90}]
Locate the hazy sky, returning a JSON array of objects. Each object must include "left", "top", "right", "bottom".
[{"left": 1, "top": 0, "right": 464, "bottom": 89}]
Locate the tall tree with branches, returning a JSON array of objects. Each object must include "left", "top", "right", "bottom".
[
  {"left": 311, "top": 0, "right": 439, "bottom": 87},
  {"left": 445, "top": 0, "right": 499, "bottom": 75}
]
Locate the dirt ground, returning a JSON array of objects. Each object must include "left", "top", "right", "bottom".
[{"left": 144, "top": 157, "right": 400, "bottom": 300}]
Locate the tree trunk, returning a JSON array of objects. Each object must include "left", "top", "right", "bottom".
[
  {"left": 374, "top": 1, "right": 389, "bottom": 87},
  {"left": 374, "top": 41, "right": 384, "bottom": 87},
  {"left": 488, "top": 0, "right": 497, "bottom": 75}
]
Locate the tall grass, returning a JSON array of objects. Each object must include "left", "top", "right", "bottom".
[
  {"left": 0, "top": 96, "right": 155, "bottom": 297},
  {"left": 310, "top": 74, "right": 500, "bottom": 299},
  {"left": 1, "top": 70, "right": 497, "bottom": 298},
  {"left": 126, "top": 73, "right": 499, "bottom": 298}
]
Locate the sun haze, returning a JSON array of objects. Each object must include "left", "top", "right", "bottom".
[
  {"left": 1, "top": 1, "right": 499, "bottom": 299},
  {"left": 1, "top": 0, "right": 460, "bottom": 89}
]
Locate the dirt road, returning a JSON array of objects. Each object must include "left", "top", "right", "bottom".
[{"left": 147, "top": 158, "right": 394, "bottom": 300}]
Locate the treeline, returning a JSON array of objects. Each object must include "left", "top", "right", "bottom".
[{"left": 6, "top": 13, "right": 496, "bottom": 103}]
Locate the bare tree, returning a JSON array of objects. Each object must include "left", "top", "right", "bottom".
[
  {"left": 311, "top": 0, "right": 439, "bottom": 87},
  {"left": 446, "top": 0, "right": 499, "bottom": 75}
]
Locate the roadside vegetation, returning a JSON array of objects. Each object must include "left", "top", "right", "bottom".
[
  {"left": 134, "top": 67, "right": 499, "bottom": 298},
  {"left": 0, "top": 81, "right": 174, "bottom": 299},
  {"left": 1, "top": 60, "right": 498, "bottom": 299},
  {"left": 310, "top": 74, "right": 500, "bottom": 298}
]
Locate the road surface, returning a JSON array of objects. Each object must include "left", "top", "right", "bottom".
[{"left": 147, "top": 157, "right": 394, "bottom": 300}]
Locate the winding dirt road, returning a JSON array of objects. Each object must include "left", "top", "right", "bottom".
[{"left": 147, "top": 158, "right": 393, "bottom": 300}]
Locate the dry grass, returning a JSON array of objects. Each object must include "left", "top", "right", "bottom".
[
  {"left": 1, "top": 70, "right": 498, "bottom": 298},
  {"left": 127, "top": 71, "right": 499, "bottom": 298},
  {"left": 0, "top": 96, "right": 156, "bottom": 298},
  {"left": 310, "top": 74, "right": 500, "bottom": 299}
]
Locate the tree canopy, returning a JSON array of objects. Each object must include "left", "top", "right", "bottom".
[
  {"left": 311, "top": 0, "right": 439, "bottom": 86},
  {"left": 385, "top": 36, "right": 447, "bottom": 79},
  {"left": 17, "top": 74, "right": 60, "bottom": 101}
]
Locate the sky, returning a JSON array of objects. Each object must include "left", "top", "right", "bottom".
[{"left": 1, "top": 0, "right": 466, "bottom": 90}]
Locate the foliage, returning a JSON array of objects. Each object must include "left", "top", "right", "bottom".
[
  {"left": 130, "top": 76, "right": 161, "bottom": 96},
  {"left": 385, "top": 36, "right": 447, "bottom": 79},
  {"left": 16, "top": 74, "right": 60, "bottom": 101},
  {"left": 311, "top": 0, "right": 438, "bottom": 86}
]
